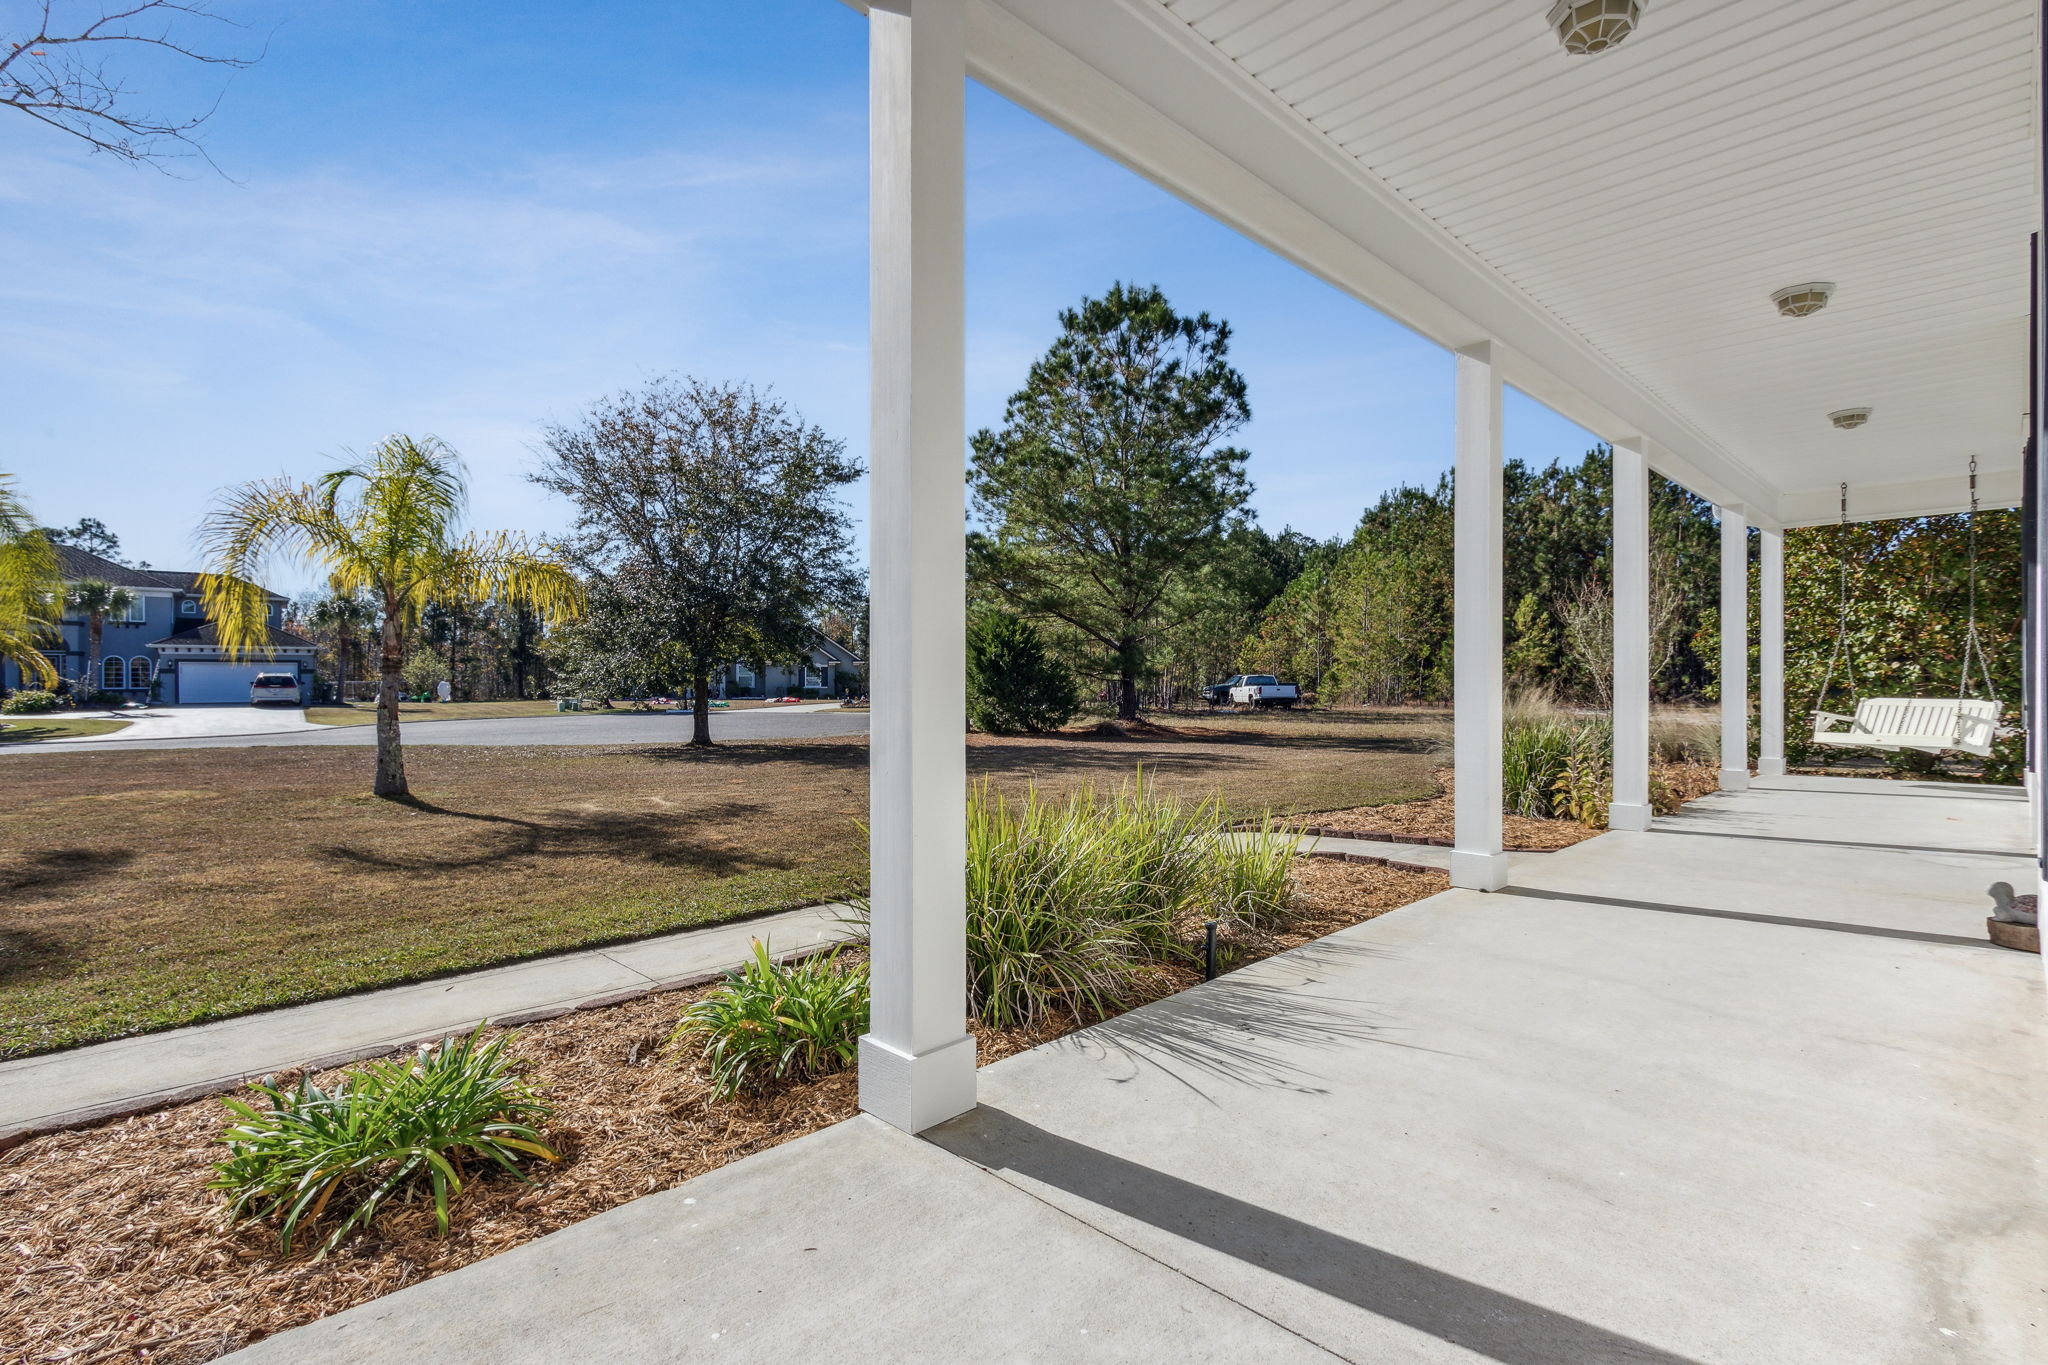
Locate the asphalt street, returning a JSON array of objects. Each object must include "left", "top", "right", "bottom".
[{"left": 2, "top": 707, "right": 870, "bottom": 754}]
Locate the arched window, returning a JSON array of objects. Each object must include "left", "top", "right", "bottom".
[
  {"left": 129, "top": 657, "right": 152, "bottom": 689},
  {"left": 102, "top": 657, "right": 126, "bottom": 690}
]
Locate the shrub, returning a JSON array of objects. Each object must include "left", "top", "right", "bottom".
[
  {"left": 670, "top": 940, "right": 868, "bottom": 1097},
  {"left": 967, "top": 609, "right": 1079, "bottom": 734},
  {"left": 211, "top": 1028, "right": 555, "bottom": 1256},
  {"left": 1, "top": 689, "right": 59, "bottom": 714},
  {"left": 948, "top": 778, "right": 1303, "bottom": 1027}
]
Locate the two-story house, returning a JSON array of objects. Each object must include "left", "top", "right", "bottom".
[{"left": 0, "top": 546, "right": 317, "bottom": 704}]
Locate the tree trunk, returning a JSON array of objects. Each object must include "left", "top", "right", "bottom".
[
  {"left": 1118, "top": 652, "right": 1139, "bottom": 721},
  {"left": 336, "top": 622, "right": 351, "bottom": 704},
  {"left": 691, "top": 668, "right": 713, "bottom": 747},
  {"left": 374, "top": 605, "right": 408, "bottom": 798},
  {"left": 86, "top": 614, "right": 104, "bottom": 700}
]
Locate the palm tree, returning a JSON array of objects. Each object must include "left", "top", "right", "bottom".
[
  {"left": 201, "top": 435, "right": 582, "bottom": 797},
  {"left": 65, "top": 579, "right": 138, "bottom": 700},
  {"left": 0, "top": 474, "right": 61, "bottom": 689}
]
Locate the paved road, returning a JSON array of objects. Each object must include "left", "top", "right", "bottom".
[{"left": 1, "top": 707, "right": 869, "bottom": 753}]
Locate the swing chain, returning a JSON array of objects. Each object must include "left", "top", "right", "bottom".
[
  {"left": 1813, "top": 481, "right": 1856, "bottom": 720},
  {"left": 1957, "top": 455, "right": 1993, "bottom": 702}
]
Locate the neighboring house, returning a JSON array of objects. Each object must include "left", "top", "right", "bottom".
[
  {"left": 0, "top": 546, "right": 316, "bottom": 704},
  {"left": 719, "top": 633, "right": 863, "bottom": 699}
]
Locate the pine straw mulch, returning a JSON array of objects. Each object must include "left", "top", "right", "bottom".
[
  {"left": 0, "top": 859, "right": 1445, "bottom": 1365},
  {"left": 1287, "top": 763, "right": 1724, "bottom": 853}
]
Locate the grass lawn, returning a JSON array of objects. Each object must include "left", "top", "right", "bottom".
[
  {"left": 0, "top": 717, "right": 131, "bottom": 744},
  {"left": 0, "top": 710, "right": 1445, "bottom": 1056},
  {"left": 305, "top": 699, "right": 786, "bottom": 725}
]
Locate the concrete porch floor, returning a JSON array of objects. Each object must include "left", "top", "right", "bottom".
[{"left": 227, "top": 776, "right": 2048, "bottom": 1364}]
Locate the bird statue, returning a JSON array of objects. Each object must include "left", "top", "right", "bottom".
[{"left": 1987, "top": 882, "right": 2038, "bottom": 927}]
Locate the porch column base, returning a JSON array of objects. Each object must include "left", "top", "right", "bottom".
[
  {"left": 1719, "top": 768, "right": 1752, "bottom": 792},
  {"left": 858, "top": 1031, "right": 975, "bottom": 1134},
  {"left": 1607, "top": 801, "right": 1653, "bottom": 832},
  {"left": 1450, "top": 849, "right": 1511, "bottom": 892},
  {"left": 1755, "top": 757, "right": 1787, "bottom": 778}
]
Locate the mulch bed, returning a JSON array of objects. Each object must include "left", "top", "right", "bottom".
[
  {"left": 1284, "top": 763, "right": 1723, "bottom": 853},
  {"left": 0, "top": 859, "right": 1445, "bottom": 1364}
]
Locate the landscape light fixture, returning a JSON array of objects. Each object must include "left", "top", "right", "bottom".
[
  {"left": 1771, "top": 282, "right": 1836, "bottom": 318},
  {"left": 1548, "top": 0, "right": 1641, "bottom": 54},
  {"left": 1829, "top": 408, "right": 1872, "bottom": 430}
]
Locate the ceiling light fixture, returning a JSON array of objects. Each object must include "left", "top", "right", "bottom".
[
  {"left": 1771, "top": 282, "right": 1836, "bottom": 318},
  {"left": 1829, "top": 408, "right": 1872, "bottom": 430},
  {"left": 1548, "top": 0, "right": 1641, "bottom": 55}
]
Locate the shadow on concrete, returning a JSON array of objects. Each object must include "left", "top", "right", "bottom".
[
  {"left": 1498, "top": 887, "right": 1996, "bottom": 949},
  {"left": 1054, "top": 939, "right": 1436, "bottom": 1102},
  {"left": 929, "top": 1107, "right": 1703, "bottom": 1365},
  {"left": 1649, "top": 826, "right": 2031, "bottom": 859}
]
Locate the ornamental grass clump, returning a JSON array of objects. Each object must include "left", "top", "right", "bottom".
[
  {"left": 669, "top": 940, "right": 869, "bottom": 1098},
  {"left": 211, "top": 1028, "right": 556, "bottom": 1257},
  {"left": 961, "top": 778, "right": 1304, "bottom": 1028}
]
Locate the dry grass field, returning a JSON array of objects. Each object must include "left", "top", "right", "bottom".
[{"left": 0, "top": 710, "right": 1447, "bottom": 1057}]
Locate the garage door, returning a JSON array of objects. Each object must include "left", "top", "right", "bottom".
[{"left": 176, "top": 662, "right": 294, "bottom": 704}]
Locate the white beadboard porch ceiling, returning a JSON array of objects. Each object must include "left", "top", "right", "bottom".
[
  {"left": 900, "top": 0, "right": 2039, "bottom": 523},
  {"left": 1158, "top": 0, "right": 2036, "bottom": 514}
]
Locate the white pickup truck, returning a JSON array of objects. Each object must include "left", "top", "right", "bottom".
[{"left": 1223, "top": 674, "right": 1299, "bottom": 709}]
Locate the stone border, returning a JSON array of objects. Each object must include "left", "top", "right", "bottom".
[
  {"left": 1299, "top": 847, "right": 1441, "bottom": 876},
  {"left": 0, "top": 941, "right": 847, "bottom": 1155}
]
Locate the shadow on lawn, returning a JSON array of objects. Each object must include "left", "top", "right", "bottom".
[
  {"left": 0, "top": 847, "right": 136, "bottom": 898},
  {"left": 317, "top": 798, "right": 792, "bottom": 875}
]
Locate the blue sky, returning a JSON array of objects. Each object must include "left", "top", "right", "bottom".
[{"left": 1, "top": 0, "right": 1599, "bottom": 590}]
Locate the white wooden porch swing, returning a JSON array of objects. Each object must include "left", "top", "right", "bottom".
[{"left": 1808, "top": 464, "right": 2002, "bottom": 759}]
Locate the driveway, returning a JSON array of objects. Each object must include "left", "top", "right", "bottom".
[
  {"left": 25, "top": 704, "right": 321, "bottom": 744},
  {"left": 2, "top": 705, "right": 869, "bottom": 752}
]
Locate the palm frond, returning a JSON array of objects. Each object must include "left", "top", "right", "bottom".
[
  {"left": 0, "top": 475, "right": 61, "bottom": 687},
  {"left": 432, "top": 532, "right": 584, "bottom": 622},
  {"left": 196, "top": 478, "right": 357, "bottom": 661}
]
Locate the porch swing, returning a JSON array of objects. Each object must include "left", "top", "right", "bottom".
[{"left": 1807, "top": 463, "right": 2001, "bottom": 758}]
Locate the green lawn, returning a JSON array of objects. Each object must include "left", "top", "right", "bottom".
[
  {"left": 0, "top": 717, "right": 131, "bottom": 744},
  {"left": 0, "top": 711, "right": 1445, "bottom": 1056}
]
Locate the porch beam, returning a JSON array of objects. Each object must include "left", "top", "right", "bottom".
[
  {"left": 1609, "top": 439, "right": 1652, "bottom": 831},
  {"left": 1757, "top": 528, "right": 1787, "bottom": 778},
  {"left": 1452, "top": 341, "right": 1509, "bottom": 891},
  {"left": 858, "top": 0, "right": 976, "bottom": 1135},
  {"left": 1719, "top": 507, "right": 1751, "bottom": 792}
]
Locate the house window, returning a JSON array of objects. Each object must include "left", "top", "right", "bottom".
[
  {"left": 122, "top": 597, "right": 148, "bottom": 624},
  {"left": 101, "top": 657, "right": 126, "bottom": 690},
  {"left": 180, "top": 599, "right": 198, "bottom": 616},
  {"left": 803, "top": 666, "right": 824, "bottom": 689},
  {"left": 129, "top": 657, "right": 152, "bottom": 689},
  {"left": 734, "top": 664, "right": 755, "bottom": 687}
]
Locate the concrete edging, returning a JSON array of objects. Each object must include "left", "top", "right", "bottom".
[{"left": 0, "top": 940, "right": 847, "bottom": 1154}]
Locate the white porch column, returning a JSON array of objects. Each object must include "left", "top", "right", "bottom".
[
  {"left": 1452, "top": 342, "right": 1509, "bottom": 890},
  {"left": 1756, "top": 527, "right": 1786, "bottom": 778},
  {"left": 1718, "top": 506, "right": 1751, "bottom": 791},
  {"left": 1608, "top": 439, "right": 1652, "bottom": 831},
  {"left": 859, "top": 0, "right": 975, "bottom": 1134}
]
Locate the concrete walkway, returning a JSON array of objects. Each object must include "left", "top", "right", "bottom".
[
  {"left": 228, "top": 776, "right": 2048, "bottom": 1364},
  {"left": 0, "top": 904, "right": 855, "bottom": 1140}
]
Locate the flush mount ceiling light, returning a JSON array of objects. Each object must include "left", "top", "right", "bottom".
[
  {"left": 1829, "top": 408, "right": 1873, "bottom": 430},
  {"left": 1771, "top": 282, "right": 1836, "bottom": 318},
  {"left": 1548, "top": 0, "right": 1641, "bottom": 54}
]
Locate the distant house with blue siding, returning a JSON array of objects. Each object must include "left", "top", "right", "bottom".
[
  {"left": 0, "top": 546, "right": 316, "bottom": 704},
  {"left": 719, "top": 634, "right": 863, "bottom": 698}
]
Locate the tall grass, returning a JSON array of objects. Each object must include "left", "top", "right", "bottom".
[
  {"left": 1501, "top": 690, "right": 1612, "bottom": 821},
  {"left": 959, "top": 778, "right": 1303, "bottom": 1028}
]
